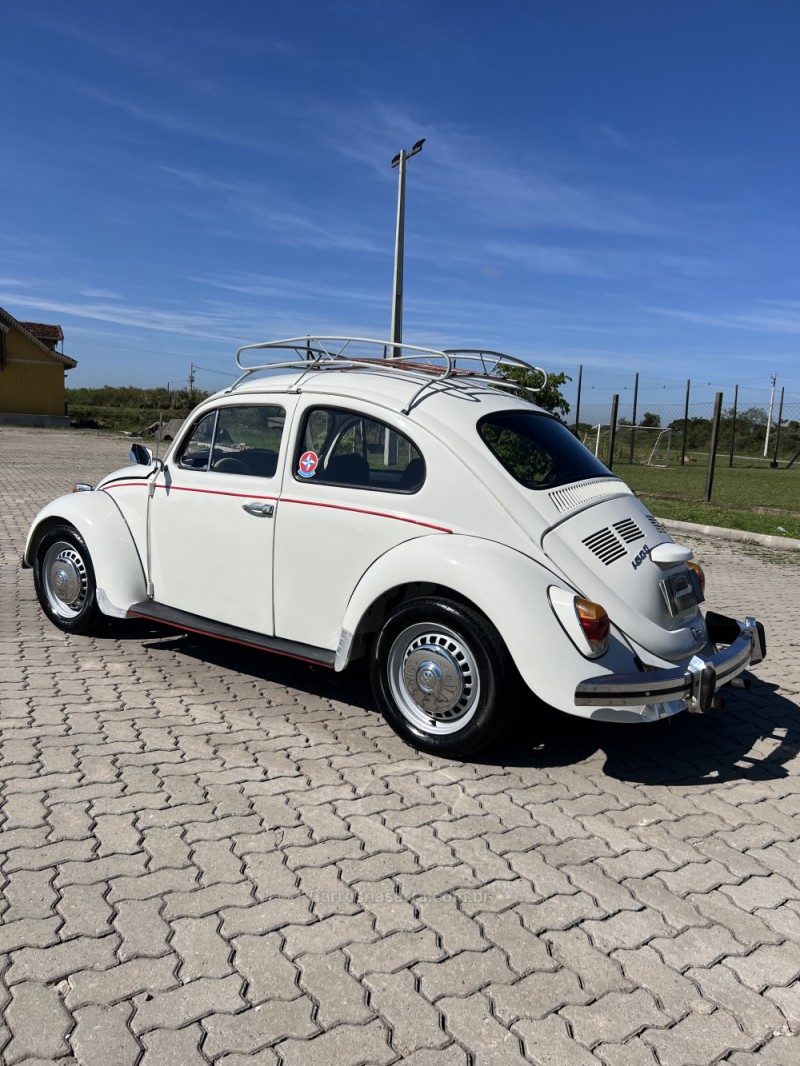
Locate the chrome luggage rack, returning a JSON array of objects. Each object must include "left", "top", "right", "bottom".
[{"left": 229, "top": 336, "right": 547, "bottom": 413}]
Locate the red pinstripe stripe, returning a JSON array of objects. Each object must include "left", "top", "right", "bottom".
[
  {"left": 279, "top": 495, "right": 452, "bottom": 533},
  {"left": 102, "top": 482, "right": 452, "bottom": 533},
  {"left": 103, "top": 482, "right": 277, "bottom": 502}
]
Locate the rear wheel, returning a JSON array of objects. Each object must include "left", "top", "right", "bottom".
[
  {"left": 33, "top": 526, "right": 104, "bottom": 635},
  {"left": 370, "top": 597, "right": 511, "bottom": 757}
]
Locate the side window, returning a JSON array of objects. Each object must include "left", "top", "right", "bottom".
[
  {"left": 212, "top": 406, "right": 285, "bottom": 477},
  {"left": 294, "top": 407, "right": 425, "bottom": 492},
  {"left": 178, "top": 412, "right": 217, "bottom": 470},
  {"left": 176, "top": 406, "right": 285, "bottom": 477}
]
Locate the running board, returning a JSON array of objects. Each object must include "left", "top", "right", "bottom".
[{"left": 127, "top": 601, "right": 335, "bottom": 668}]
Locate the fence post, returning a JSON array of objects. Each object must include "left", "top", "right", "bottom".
[
  {"left": 681, "top": 379, "right": 691, "bottom": 465},
  {"left": 771, "top": 386, "right": 785, "bottom": 468},
  {"left": 573, "top": 364, "right": 583, "bottom": 436},
  {"left": 629, "top": 371, "right": 639, "bottom": 464},
  {"left": 607, "top": 394, "right": 619, "bottom": 470},
  {"left": 705, "top": 392, "right": 723, "bottom": 502},
  {"left": 728, "top": 384, "right": 738, "bottom": 467}
]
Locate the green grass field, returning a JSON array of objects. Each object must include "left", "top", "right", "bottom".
[{"left": 618, "top": 460, "right": 800, "bottom": 540}]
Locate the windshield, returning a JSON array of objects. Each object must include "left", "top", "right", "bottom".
[{"left": 478, "top": 411, "right": 614, "bottom": 490}]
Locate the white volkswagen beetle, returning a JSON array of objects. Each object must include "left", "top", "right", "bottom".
[{"left": 24, "top": 338, "right": 766, "bottom": 756}]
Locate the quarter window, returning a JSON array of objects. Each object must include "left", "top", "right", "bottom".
[
  {"left": 178, "top": 412, "right": 217, "bottom": 470},
  {"left": 294, "top": 407, "right": 425, "bottom": 492}
]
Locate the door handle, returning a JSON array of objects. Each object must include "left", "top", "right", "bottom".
[{"left": 242, "top": 501, "right": 275, "bottom": 517}]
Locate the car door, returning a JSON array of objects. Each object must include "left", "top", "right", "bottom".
[
  {"left": 148, "top": 401, "right": 291, "bottom": 634},
  {"left": 272, "top": 402, "right": 430, "bottom": 650}
]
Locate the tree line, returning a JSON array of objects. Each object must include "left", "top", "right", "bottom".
[{"left": 66, "top": 385, "right": 209, "bottom": 409}]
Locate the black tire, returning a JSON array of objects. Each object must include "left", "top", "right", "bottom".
[
  {"left": 33, "top": 526, "right": 105, "bottom": 635},
  {"left": 370, "top": 597, "right": 512, "bottom": 757}
]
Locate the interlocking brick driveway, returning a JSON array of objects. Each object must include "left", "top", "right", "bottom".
[{"left": 2, "top": 425, "right": 799, "bottom": 1066}]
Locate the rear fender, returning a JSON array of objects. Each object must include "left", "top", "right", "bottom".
[
  {"left": 24, "top": 493, "right": 147, "bottom": 617},
  {"left": 337, "top": 535, "right": 608, "bottom": 709}
]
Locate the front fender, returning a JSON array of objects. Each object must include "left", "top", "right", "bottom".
[
  {"left": 338, "top": 534, "right": 616, "bottom": 711},
  {"left": 24, "top": 492, "right": 147, "bottom": 617}
]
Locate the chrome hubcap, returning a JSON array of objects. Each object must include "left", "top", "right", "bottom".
[
  {"left": 52, "top": 560, "right": 82, "bottom": 603},
  {"left": 388, "top": 622, "right": 480, "bottom": 735},
  {"left": 404, "top": 649, "right": 464, "bottom": 714},
  {"left": 43, "top": 542, "right": 89, "bottom": 618}
]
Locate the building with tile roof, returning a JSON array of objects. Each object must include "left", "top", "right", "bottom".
[
  {"left": 0, "top": 307, "right": 77, "bottom": 426},
  {"left": 18, "top": 321, "right": 65, "bottom": 349}
]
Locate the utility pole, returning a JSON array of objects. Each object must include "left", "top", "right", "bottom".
[
  {"left": 764, "top": 373, "right": 777, "bottom": 457},
  {"left": 188, "top": 364, "right": 196, "bottom": 399},
  {"left": 389, "top": 139, "right": 425, "bottom": 355}
]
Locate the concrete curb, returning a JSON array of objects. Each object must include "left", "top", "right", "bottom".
[{"left": 659, "top": 517, "right": 800, "bottom": 553}]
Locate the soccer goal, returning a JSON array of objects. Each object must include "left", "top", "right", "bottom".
[{"left": 583, "top": 425, "right": 673, "bottom": 467}]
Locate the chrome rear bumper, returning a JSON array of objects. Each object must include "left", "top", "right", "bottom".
[{"left": 575, "top": 615, "right": 766, "bottom": 713}]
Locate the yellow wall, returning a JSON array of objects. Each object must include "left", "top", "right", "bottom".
[{"left": 0, "top": 327, "right": 68, "bottom": 415}]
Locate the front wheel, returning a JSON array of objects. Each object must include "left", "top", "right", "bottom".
[
  {"left": 370, "top": 597, "right": 512, "bottom": 757},
  {"left": 33, "top": 526, "right": 104, "bottom": 635}
]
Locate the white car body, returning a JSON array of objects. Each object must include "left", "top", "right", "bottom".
[{"left": 24, "top": 338, "right": 766, "bottom": 756}]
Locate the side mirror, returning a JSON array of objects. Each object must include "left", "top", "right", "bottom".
[{"left": 130, "top": 443, "right": 154, "bottom": 466}]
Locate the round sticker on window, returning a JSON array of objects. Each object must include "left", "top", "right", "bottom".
[{"left": 298, "top": 450, "right": 319, "bottom": 478}]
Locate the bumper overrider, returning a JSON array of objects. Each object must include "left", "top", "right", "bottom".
[{"left": 575, "top": 614, "right": 766, "bottom": 714}]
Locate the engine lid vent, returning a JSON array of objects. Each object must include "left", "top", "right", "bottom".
[
  {"left": 583, "top": 527, "right": 627, "bottom": 565},
  {"left": 613, "top": 517, "right": 645, "bottom": 544}
]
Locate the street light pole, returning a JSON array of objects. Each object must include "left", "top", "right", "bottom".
[{"left": 389, "top": 138, "right": 424, "bottom": 356}]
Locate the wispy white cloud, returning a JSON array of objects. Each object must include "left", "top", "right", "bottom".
[
  {"left": 80, "top": 288, "right": 123, "bottom": 299},
  {"left": 240, "top": 204, "right": 383, "bottom": 253},
  {"left": 482, "top": 241, "right": 715, "bottom": 280},
  {"left": 0, "top": 268, "right": 392, "bottom": 355},
  {"left": 0, "top": 290, "right": 239, "bottom": 343},
  {"left": 584, "top": 124, "right": 630, "bottom": 149},
  {"left": 649, "top": 301, "right": 800, "bottom": 335},
  {"left": 159, "top": 168, "right": 386, "bottom": 253},
  {"left": 64, "top": 79, "right": 274, "bottom": 153},
  {"left": 316, "top": 101, "right": 664, "bottom": 236},
  {"left": 188, "top": 272, "right": 387, "bottom": 307}
]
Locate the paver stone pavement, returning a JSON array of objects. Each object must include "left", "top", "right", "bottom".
[{"left": 1, "top": 425, "right": 799, "bottom": 1064}]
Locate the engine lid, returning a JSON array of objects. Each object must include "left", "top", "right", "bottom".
[{"left": 541, "top": 494, "right": 706, "bottom": 662}]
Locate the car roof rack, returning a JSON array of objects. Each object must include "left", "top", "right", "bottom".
[{"left": 228, "top": 336, "right": 547, "bottom": 413}]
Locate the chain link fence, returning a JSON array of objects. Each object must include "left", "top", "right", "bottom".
[{"left": 571, "top": 378, "right": 800, "bottom": 472}]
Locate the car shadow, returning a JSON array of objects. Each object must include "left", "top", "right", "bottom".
[
  {"left": 482, "top": 677, "right": 800, "bottom": 786},
  {"left": 129, "top": 623, "right": 375, "bottom": 706},
  {"left": 117, "top": 622, "right": 798, "bottom": 786}
]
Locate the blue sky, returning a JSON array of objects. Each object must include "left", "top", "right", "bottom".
[{"left": 2, "top": 1, "right": 798, "bottom": 415}]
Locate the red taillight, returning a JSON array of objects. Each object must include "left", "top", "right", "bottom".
[
  {"left": 687, "top": 561, "right": 705, "bottom": 595},
  {"left": 575, "top": 597, "right": 610, "bottom": 655}
]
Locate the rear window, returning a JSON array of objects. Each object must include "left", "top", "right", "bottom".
[{"left": 478, "top": 411, "right": 614, "bottom": 490}]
